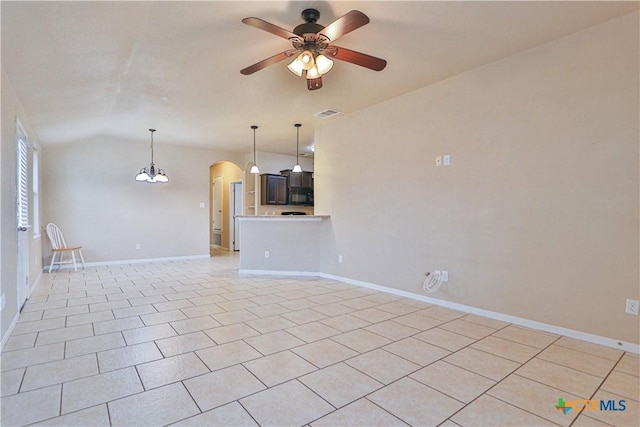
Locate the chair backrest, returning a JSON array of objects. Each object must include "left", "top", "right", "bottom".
[{"left": 46, "top": 223, "right": 68, "bottom": 250}]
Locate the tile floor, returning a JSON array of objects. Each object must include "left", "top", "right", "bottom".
[{"left": 1, "top": 254, "right": 638, "bottom": 426}]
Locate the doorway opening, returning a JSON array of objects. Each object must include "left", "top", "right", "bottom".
[{"left": 209, "top": 161, "right": 243, "bottom": 255}]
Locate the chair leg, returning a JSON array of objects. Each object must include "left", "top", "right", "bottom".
[
  {"left": 49, "top": 252, "right": 56, "bottom": 273},
  {"left": 78, "top": 249, "right": 86, "bottom": 269},
  {"left": 71, "top": 250, "right": 77, "bottom": 272}
]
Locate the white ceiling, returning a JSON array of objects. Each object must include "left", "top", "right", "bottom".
[{"left": 2, "top": 1, "right": 638, "bottom": 156}]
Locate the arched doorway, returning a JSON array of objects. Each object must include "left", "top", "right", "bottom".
[{"left": 209, "top": 161, "right": 244, "bottom": 255}]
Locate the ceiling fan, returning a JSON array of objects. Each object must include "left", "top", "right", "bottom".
[{"left": 240, "top": 8, "right": 387, "bottom": 90}]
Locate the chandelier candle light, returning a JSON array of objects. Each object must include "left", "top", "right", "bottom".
[
  {"left": 135, "top": 129, "right": 169, "bottom": 183},
  {"left": 250, "top": 125, "right": 260, "bottom": 174},
  {"left": 292, "top": 123, "right": 303, "bottom": 173}
]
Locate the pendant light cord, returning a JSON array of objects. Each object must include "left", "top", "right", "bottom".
[
  {"left": 149, "top": 128, "right": 156, "bottom": 166},
  {"left": 252, "top": 125, "right": 258, "bottom": 164},
  {"left": 295, "top": 123, "right": 301, "bottom": 165}
]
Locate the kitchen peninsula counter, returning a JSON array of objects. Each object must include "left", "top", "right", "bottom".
[{"left": 238, "top": 215, "right": 329, "bottom": 273}]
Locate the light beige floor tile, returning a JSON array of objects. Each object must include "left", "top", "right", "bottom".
[
  {"left": 439, "top": 420, "right": 463, "bottom": 427},
  {"left": 439, "top": 319, "right": 496, "bottom": 339},
  {"left": 392, "top": 312, "right": 443, "bottom": 330},
  {"left": 33, "top": 404, "right": 110, "bottom": 426},
  {"left": 300, "top": 362, "right": 383, "bottom": 408},
  {"left": 122, "top": 323, "right": 177, "bottom": 345},
  {"left": 1, "top": 368, "right": 25, "bottom": 397},
  {"left": 107, "top": 290, "right": 144, "bottom": 301},
  {"left": 516, "top": 358, "right": 602, "bottom": 398},
  {"left": 312, "top": 303, "right": 354, "bottom": 317},
  {"left": 414, "top": 327, "right": 476, "bottom": 351},
  {"left": 216, "top": 299, "right": 258, "bottom": 312},
  {"left": 93, "top": 316, "right": 145, "bottom": 335},
  {"left": 240, "top": 379, "right": 334, "bottom": 426},
  {"left": 554, "top": 336, "right": 624, "bottom": 361},
  {"left": 42, "top": 304, "right": 89, "bottom": 319},
  {"left": 364, "top": 320, "right": 419, "bottom": 341},
  {"left": 340, "top": 297, "right": 380, "bottom": 310},
  {"left": 460, "top": 313, "right": 510, "bottom": 329},
  {"left": 537, "top": 345, "right": 617, "bottom": 377},
  {"left": 346, "top": 349, "right": 419, "bottom": 384},
  {"left": 571, "top": 414, "right": 613, "bottom": 426},
  {"left": 187, "top": 294, "right": 226, "bottom": 305},
  {"left": 487, "top": 374, "right": 582, "bottom": 426},
  {"left": 36, "top": 325, "right": 93, "bottom": 346},
  {"left": 155, "top": 331, "right": 216, "bottom": 357},
  {"left": 61, "top": 366, "right": 144, "bottom": 413},
  {"left": 600, "top": 370, "right": 639, "bottom": 400},
  {"left": 471, "top": 335, "right": 540, "bottom": 363},
  {"left": 127, "top": 295, "right": 168, "bottom": 307},
  {"left": 411, "top": 360, "right": 496, "bottom": 403},
  {"left": 244, "top": 330, "right": 306, "bottom": 355},
  {"left": 0, "top": 384, "right": 61, "bottom": 426},
  {"left": 112, "top": 304, "right": 157, "bottom": 319},
  {"left": 65, "top": 331, "right": 126, "bottom": 358},
  {"left": 137, "top": 351, "right": 209, "bottom": 389},
  {"left": 212, "top": 309, "right": 259, "bottom": 325},
  {"left": 89, "top": 300, "right": 131, "bottom": 312},
  {"left": 244, "top": 350, "right": 317, "bottom": 387},
  {"left": 15, "top": 311, "right": 43, "bottom": 323},
  {"left": 164, "top": 291, "right": 198, "bottom": 300},
  {"left": 292, "top": 338, "right": 359, "bottom": 368},
  {"left": 369, "top": 377, "right": 463, "bottom": 426},
  {"left": 282, "top": 308, "right": 328, "bottom": 325},
  {"left": 21, "top": 353, "right": 98, "bottom": 391},
  {"left": 615, "top": 353, "right": 639, "bottom": 377},
  {"left": 331, "top": 329, "right": 392, "bottom": 353},
  {"left": 245, "top": 315, "right": 297, "bottom": 333},
  {"left": 451, "top": 394, "right": 556, "bottom": 426},
  {"left": 184, "top": 364, "right": 266, "bottom": 411},
  {"left": 320, "top": 313, "right": 371, "bottom": 332},
  {"left": 492, "top": 325, "right": 559, "bottom": 349},
  {"left": 383, "top": 337, "right": 450, "bottom": 366},
  {"left": 286, "top": 321, "right": 341, "bottom": 343},
  {"left": 349, "top": 308, "right": 397, "bottom": 323},
  {"left": 419, "top": 306, "right": 466, "bottom": 322},
  {"left": 376, "top": 301, "right": 421, "bottom": 316},
  {"left": 204, "top": 323, "right": 260, "bottom": 344},
  {"left": 11, "top": 317, "right": 66, "bottom": 336},
  {"left": 65, "top": 310, "right": 115, "bottom": 327},
  {"left": 98, "top": 341, "right": 163, "bottom": 372},
  {"left": 108, "top": 382, "right": 200, "bottom": 426},
  {"left": 246, "top": 303, "right": 291, "bottom": 318},
  {"left": 140, "top": 309, "right": 187, "bottom": 326},
  {"left": 170, "top": 401, "right": 258, "bottom": 426},
  {"left": 153, "top": 299, "right": 195, "bottom": 312},
  {"left": 311, "top": 398, "right": 408, "bottom": 426},
  {"left": 2, "top": 332, "right": 37, "bottom": 352},
  {"left": 444, "top": 347, "right": 520, "bottom": 381},
  {"left": 170, "top": 315, "right": 221, "bottom": 335},
  {"left": 22, "top": 299, "right": 67, "bottom": 312},
  {"left": 196, "top": 340, "right": 262, "bottom": 371}
]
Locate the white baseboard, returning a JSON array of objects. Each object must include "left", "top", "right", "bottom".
[
  {"left": 43, "top": 254, "right": 210, "bottom": 271},
  {"left": 1, "top": 311, "right": 20, "bottom": 351},
  {"left": 243, "top": 268, "right": 640, "bottom": 354}
]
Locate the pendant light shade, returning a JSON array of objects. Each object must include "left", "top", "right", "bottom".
[
  {"left": 250, "top": 125, "right": 260, "bottom": 174},
  {"left": 135, "top": 129, "right": 169, "bottom": 183},
  {"left": 292, "top": 123, "right": 302, "bottom": 173}
]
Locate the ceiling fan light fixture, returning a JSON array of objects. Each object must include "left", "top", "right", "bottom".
[
  {"left": 315, "top": 54, "right": 333, "bottom": 75},
  {"left": 300, "top": 50, "right": 315, "bottom": 70},
  {"left": 287, "top": 57, "right": 304, "bottom": 77},
  {"left": 306, "top": 64, "right": 321, "bottom": 79}
]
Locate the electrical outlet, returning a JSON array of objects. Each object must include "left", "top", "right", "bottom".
[
  {"left": 440, "top": 270, "right": 449, "bottom": 282},
  {"left": 135, "top": 243, "right": 141, "bottom": 250},
  {"left": 338, "top": 255, "right": 343, "bottom": 263},
  {"left": 443, "top": 155, "right": 451, "bottom": 166},
  {"left": 625, "top": 299, "right": 639, "bottom": 315},
  {"left": 264, "top": 250, "right": 270, "bottom": 259},
  {"left": 436, "top": 156, "right": 442, "bottom": 167}
]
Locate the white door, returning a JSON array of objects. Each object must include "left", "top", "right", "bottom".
[
  {"left": 212, "top": 175, "right": 223, "bottom": 246},
  {"left": 16, "top": 122, "right": 30, "bottom": 310},
  {"left": 230, "top": 182, "right": 243, "bottom": 251}
]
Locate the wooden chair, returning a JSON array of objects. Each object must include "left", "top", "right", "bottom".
[{"left": 46, "top": 223, "right": 85, "bottom": 273}]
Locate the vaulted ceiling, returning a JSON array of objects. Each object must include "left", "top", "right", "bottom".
[{"left": 2, "top": 1, "right": 637, "bottom": 156}]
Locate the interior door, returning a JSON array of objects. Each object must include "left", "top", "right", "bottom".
[
  {"left": 230, "top": 182, "right": 243, "bottom": 251},
  {"left": 16, "top": 122, "right": 30, "bottom": 310}
]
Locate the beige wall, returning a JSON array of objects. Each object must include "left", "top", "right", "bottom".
[
  {"left": 315, "top": 13, "right": 639, "bottom": 344},
  {"left": 210, "top": 161, "right": 243, "bottom": 250},
  {"left": 1, "top": 67, "right": 43, "bottom": 341},
  {"left": 42, "top": 137, "right": 243, "bottom": 263}
]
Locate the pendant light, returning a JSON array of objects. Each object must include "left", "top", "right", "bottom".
[
  {"left": 292, "top": 123, "right": 303, "bottom": 173},
  {"left": 135, "top": 129, "right": 169, "bottom": 183},
  {"left": 249, "top": 125, "right": 260, "bottom": 174}
]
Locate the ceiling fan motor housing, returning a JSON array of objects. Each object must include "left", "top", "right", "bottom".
[{"left": 294, "top": 8, "right": 324, "bottom": 39}]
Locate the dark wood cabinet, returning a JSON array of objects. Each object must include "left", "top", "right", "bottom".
[
  {"left": 280, "top": 170, "right": 313, "bottom": 189},
  {"left": 260, "top": 174, "right": 287, "bottom": 205}
]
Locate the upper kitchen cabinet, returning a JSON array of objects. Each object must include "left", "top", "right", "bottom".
[
  {"left": 260, "top": 174, "right": 287, "bottom": 205},
  {"left": 281, "top": 170, "right": 313, "bottom": 189}
]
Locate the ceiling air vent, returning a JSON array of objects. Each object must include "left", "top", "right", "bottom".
[{"left": 314, "top": 109, "right": 340, "bottom": 119}]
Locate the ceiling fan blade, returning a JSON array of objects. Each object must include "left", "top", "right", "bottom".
[
  {"left": 241, "top": 50, "right": 295, "bottom": 75},
  {"left": 330, "top": 46, "right": 387, "bottom": 71},
  {"left": 242, "top": 17, "right": 303, "bottom": 43},
  {"left": 316, "top": 10, "right": 369, "bottom": 43}
]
